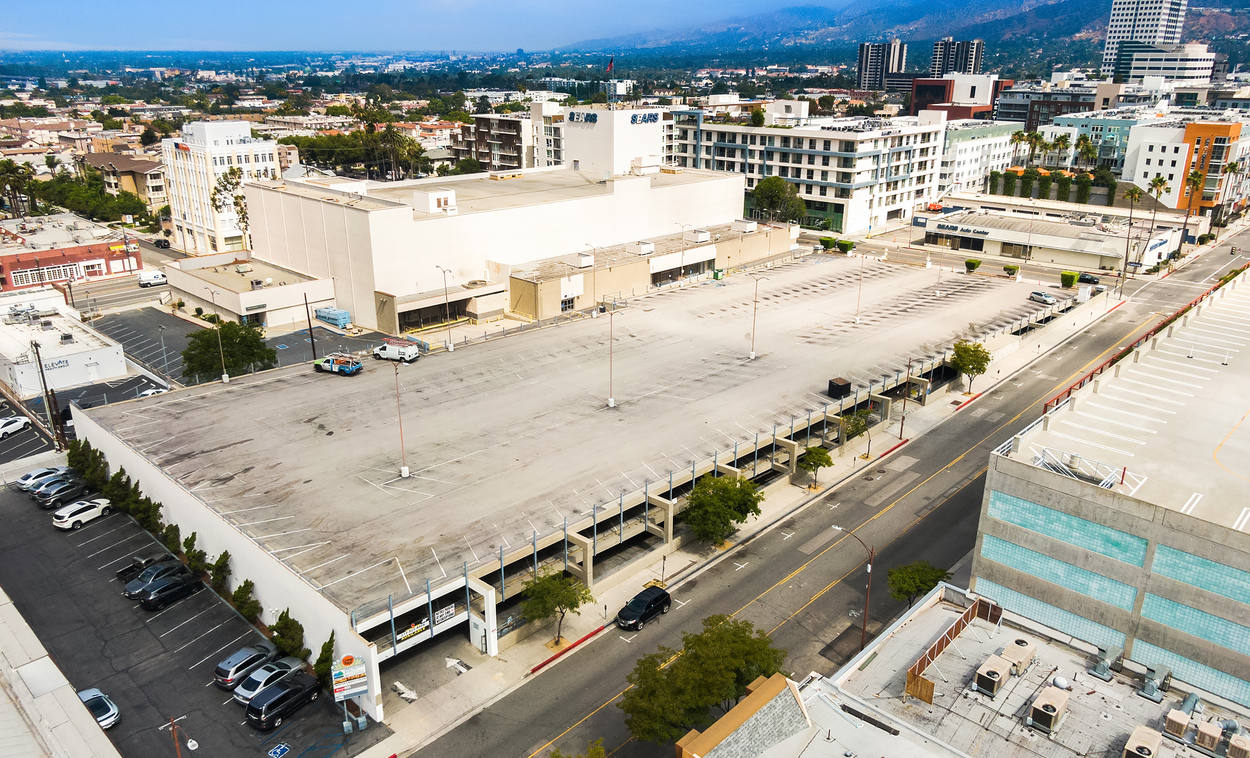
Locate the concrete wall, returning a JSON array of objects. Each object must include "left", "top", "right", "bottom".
[{"left": 71, "top": 408, "right": 388, "bottom": 722}]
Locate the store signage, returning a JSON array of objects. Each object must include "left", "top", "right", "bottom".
[
  {"left": 434, "top": 605, "right": 456, "bottom": 625},
  {"left": 630, "top": 112, "right": 659, "bottom": 124},
  {"left": 244, "top": 303, "right": 267, "bottom": 312},
  {"left": 396, "top": 618, "right": 430, "bottom": 643},
  {"left": 42, "top": 359, "right": 70, "bottom": 371},
  {"left": 936, "top": 223, "right": 989, "bottom": 236},
  {"left": 331, "top": 655, "right": 369, "bottom": 702},
  {"left": 567, "top": 112, "right": 598, "bottom": 124}
]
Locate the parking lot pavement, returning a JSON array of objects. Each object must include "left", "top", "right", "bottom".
[
  {"left": 93, "top": 308, "right": 391, "bottom": 385},
  {"left": 0, "top": 397, "right": 53, "bottom": 464},
  {"left": 0, "top": 485, "right": 391, "bottom": 758}
]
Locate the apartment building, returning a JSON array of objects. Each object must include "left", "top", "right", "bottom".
[
  {"left": 160, "top": 121, "right": 279, "bottom": 254},
  {"left": 994, "top": 80, "right": 1125, "bottom": 131},
  {"left": 930, "top": 38, "right": 984, "bottom": 77},
  {"left": 1102, "top": 0, "right": 1188, "bottom": 75},
  {"left": 1123, "top": 114, "right": 1250, "bottom": 223},
  {"left": 857, "top": 40, "right": 908, "bottom": 91},
  {"left": 83, "top": 154, "right": 167, "bottom": 211},
  {"left": 910, "top": 74, "right": 1013, "bottom": 119},
  {"left": 450, "top": 113, "right": 535, "bottom": 171},
  {"left": 672, "top": 112, "right": 943, "bottom": 233},
  {"left": 938, "top": 120, "right": 1015, "bottom": 195}
]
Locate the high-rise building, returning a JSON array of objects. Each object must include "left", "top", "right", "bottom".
[
  {"left": 1101, "top": 0, "right": 1188, "bottom": 75},
  {"left": 1113, "top": 42, "right": 1215, "bottom": 84},
  {"left": 857, "top": 40, "right": 907, "bottom": 91},
  {"left": 929, "top": 37, "right": 984, "bottom": 77}
]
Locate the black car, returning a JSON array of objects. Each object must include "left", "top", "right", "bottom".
[
  {"left": 123, "top": 561, "right": 190, "bottom": 599},
  {"left": 152, "top": 238, "right": 171, "bottom": 249},
  {"left": 139, "top": 572, "right": 202, "bottom": 610},
  {"left": 35, "top": 479, "right": 88, "bottom": 509},
  {"left": 245, "top": 672, "right": 320, "bottom": 730},
  {"left": 115, "top": 551, "right": 174, "bottom": 583},
  {"left": 615, "top": 586, "right": 671, "bottom": 631},
  {"left": 1078, "top": 272, "right": 1100, "bottom": 284}
]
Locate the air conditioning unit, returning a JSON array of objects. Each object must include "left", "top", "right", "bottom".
[
  {"left": 1165, "top": 709, "right": 1190, "bottom": 738},
  {"left": 1000, "top": 637, "right": 1037, "bottom": 676},
  {"left": 1137, "top": 666, "right": 1171, "bottom": 703},
  {"left": 1228, "top": 734, "right": 1250, "bottom": 758},
  {"left": 1027, "top": 686, "right": 1070, "bottom": 735},
  {"left": 1122, "top": 725, "right": 1162, "bottom": 757},
  {"left": 1196, "top": 720, "right": 1222, "bottom": 750},
  {"left": 1090, "top": 646, "right": 1122, "bottom": 681},
  {"left": 973, "top": 654, "right": 1012, "bottom": 698},
  {"left": 235, "top": 264, "right": 254, "bottom": 274}
]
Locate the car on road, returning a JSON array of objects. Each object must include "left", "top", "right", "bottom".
[
  {"left": 138, "top": 571, "right": 202, "bottom": 610},
  {"left": 313, "top": 353, "right": 363, "bottom": 376},
  {"left": 245, "top": 671, "right": 320, "bottom": 731},
  {"left": 372, "top": 342, "right": 421, "bottom": 363},
  {"left": 615, "top": 586, "right": 671, "bottom": 631},
  {"left": 15, "top": 466, "right": 71, "bottom": 492},
  {"left": 137, "top": 270, "right": 167, "bottom": 287},
  {"left": 152, "top": 238, "right": 171, "bottom": 249},
  {"left": 123, "top": 561, "right": 192, "bottom": 599},
  {"left": 77, "top": 688, "right": 120, "bottom": 729},
  {"left": 0, "top": 415, "right": 31, "bottom": 439},
  {"left": 232, "top": 656, "right": 306, "bottom": 705},
  {"left": 214, "top": 641, "right": 279, "bottom": 690},
  {"left": 34, "top": 479, "right": 88, "bottom": 509},
  {"left": 115, "top": 551, "right": 174, "bottom": 582},
  {"left": 1029, "top": 291, "right": 1057, "bottom": 305},
  {"left": 51, "top": 497, "right": 112, "bottom": 530},
  {"left": 1077, "top": 272, "right": 1100, "bottom": 284},
  {"left": 138, "top": 387, "right": 168, "bottom": 397}
]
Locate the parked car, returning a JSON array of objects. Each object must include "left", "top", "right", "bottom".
[
  {"left": 1029, "top": 291, "right": 1057, "bottom": 305},
  {"left": 15, "top": 466, "right": 71, "bottom": 492},
  {"left": 214, "top": 641, "right": 279, "bottom": 690},
  {"left": 232, "top": 656, "right": 306, "bottom": 705},
  {"left": 1077, "top": 272, "right": 1100, "bottom": 285},
  {"left": 245, "top": 672, "right": 320, "bottom": 731},
  {"left": 0, "top": 415, "right": 31, "bottom": 439},
  {"left": 615, "top": 586, "right": 672, "bottom": 631},
  {"left": 77, "top": 688, "right": 120, "bottom": 730},
  {"left": 123, "top": 562, "right": 192, "bottom": 600},
  {"left": 29, "top": 474, "right": 77, "bottom": 500},
  {"left": 138, "top": 387, "right": 168, "bottom": 398},
  {"left": 35, "top": 479, "right": 88, "bottom": 509},
  {"left": 139, "top": 572, "right": 202, "bottom": 610},
  {"left": 313, "top": 353, "right": 363, "bottom": 376},
  {"left": 152, "top": 238, "right": 171, "bottom": 249},
  {"left": 52, "top": 498, "right": 112, "bottom": 530},
  {"left": 372, "top": 342, "right": 421, "bottom": 363},
  {"left": 137, "top": 270, "right": 167, "bottom": 287},
  {"left": 115, "top": 551, "right": 174, "bottom": 583}
]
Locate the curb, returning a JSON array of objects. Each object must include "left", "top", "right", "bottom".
[
  {"left": 954, "top": 393, "right": 982, "bottom": 411},
  {"left": 877, "top": 439, "right": 909, "bottom": 459},
  {"left": 529, "top": 625, "right": 607, "bottom": 675}
]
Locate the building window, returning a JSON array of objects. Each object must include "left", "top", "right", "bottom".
[
  {"left": 11, "top": 263, "right": 79, "bottom": 286},
  {"left": 560, "top": 297, "right": 575, "bottom": 312}
]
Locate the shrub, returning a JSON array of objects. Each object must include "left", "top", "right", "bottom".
[
  {"left": 1075, "top": 176, "right": 1092, "bottom": 205},
  {"left": 1060, "top": 270, "right": 1078, "bottom": 288},
  {"left": 987, "top": 170, "right": 1001, "bottom": 194},
  {"left": 271, "top": 609, "right": 311, "bottom": 660},
  {"left": 1056, "top": 176, "right": 1072, "bottom": 202},
  {"left": 194, "top": 306, "right": 203, "bottom": 316},
  {"left": 818, "top": 237, "right": 835, "bottom": 250},
  {"left": 1003, "top": 264, "right": 1020, "bottom": 276},
  {"left": 232, "top": 579, "right": 262, "bottom": 622},
  {"left": 1037, "top": 175, "right": 1052, "bottom": 201},
  {"left": 1198, "top": 233, "right": 1214, "bottom": 244},
  {"left": 314, "top": 632, "right": 335, "bottom": 688},
  {"left": 1002, "top": 172, "right": 1017, "bottom": 196},
  {"left": 133, "top": 496, "right": 162, "bottom": 533},
  {"left": 161, "top": 523, "right": 182, "bottom": 553},
  {"left": 965, "top": 259, "right": 982, "bottom": 273},
  {"left": 175, "top": 299, "right": 185, "bottom": 309},
  {"left": 210, "top": 551, "right": 231, "bottom": 593},
  {"left": 183, "top": 531, "right": 208, "bottom": 574},
  {"left": 1020, "top": 169, "right": 1038, "bottom": 198},
  {"left": 835, "top": 240, "right": 855, "bottom": 253}
]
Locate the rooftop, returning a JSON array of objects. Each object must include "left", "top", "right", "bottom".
[
  {"left": 0, "top": 303, "right": 114, "bottom": 363},
  {"left": 937, "top": 209, "right": 1134, "bottom": 241},
  {"left": 0, "top": 213, "right": 124, "bottom": 254},
  {"left": 172, "top": 257, "right": 313, "bottom": 294},
  {"left": 1003, "top": 270, "right": 1250, "bottom": 531}
]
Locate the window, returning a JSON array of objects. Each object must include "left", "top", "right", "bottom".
[{"left": 560, "top": 297, "right": 575, "bottom": 312}]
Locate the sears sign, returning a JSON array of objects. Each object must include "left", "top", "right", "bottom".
[
  {"left": 568, "top": 112, "right": 598, "bottom": 124},
  {"left": 630, "top": 112, "right": 660, "bottom": 124}
]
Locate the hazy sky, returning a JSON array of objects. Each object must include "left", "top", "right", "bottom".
[{"left": 2, "top": 0, "right": 794, "bottom": 51}]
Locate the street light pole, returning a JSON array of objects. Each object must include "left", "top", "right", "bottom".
[
  {"left": 607, "top": 309, "right": 615, "bottom": 408},
  {"left": 749, "top": 275, "right": 767, "bottom": 360},
  {"left": 854, "top": 253, "right": 865, "bottom": 324},
  {"left": 158, "top": 325, "right": 169, "bottom": 376},
  {"left": 394, "top": 362, "right": 410, "bottom": 478},
  {"left": 585, "top": 243, "right": 599, "bottom": 317},
  {"left": 899, "top": 357, "right": 913, "bottom": 439},
  {"left": 677, "top": 223, "right": 691, "bottom": 281},
  {"left": 435, "top": 265, "right": 454, "bottom": 352},
  {"left": 204, "top": 287, "right": 228, "bottom": 383},
  {"left": 833, "top": 525, "right": 875, "bottom": 651}
]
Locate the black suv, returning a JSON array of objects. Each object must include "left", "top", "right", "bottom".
[
  {"left": 152, "top": 238, "right": 171, "bottom": 249},
  {"left": 1077, "top": 272, "right": 1100, "bottom": 284},
  {"left": 245, "top": 672, "right": 320, "bottom": 730},
  {"left": 139, "top": 572, "right": 202, "bottom": 610},
  {"left": 123, "top": 561, "right": 189, "bottom": 599},
  {"left": 35, "top": 479, "right": 88, "bottom": 509},
  {"left": 615, "top": 586, "right": 672, "bottom": 631}
]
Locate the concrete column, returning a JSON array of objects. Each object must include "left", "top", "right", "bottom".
[
  {"left": 646, "top": 493, "right": 675, "bottom": 543},
  {"left": 869, "top": 393, "right": 892, "bottom": 419},
  {"left": 716, "top": 462, "right": 741, "bottom": 478},
  {"left": 773, "top": 438, "right": 800, "bottom": 472},
  {"left": 467, "top": 577, "right": 499, "bottom": 656},
  {"left": 565, "top": 532, "right": 594, "bottom": 587}
]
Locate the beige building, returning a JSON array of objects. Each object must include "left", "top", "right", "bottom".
[{"left": 84, "top": 153, "right": 167, "bottom": 211}]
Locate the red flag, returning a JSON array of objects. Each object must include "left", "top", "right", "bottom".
[{"left": 606, "top": 56, "right": 614, "bottom": 74}]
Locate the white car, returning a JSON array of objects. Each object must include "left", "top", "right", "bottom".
[
  {"left": 1029, "top": 291, "right": 1058, "bottom": 305},
  {"left": 138, "top": 388, "right": 168, "bottom": 398},
  {"left": 0, "top": 415, "right": 31, "bottom": 439},
  {"left": 52, "top": 498, "right": 112, "bottom": 530},
  {"left": 232, "top": 656, "right": 305, "bottom": 705}
]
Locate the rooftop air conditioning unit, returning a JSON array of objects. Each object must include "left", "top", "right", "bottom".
[
  {"left": 250, "top": 279, "right": 264, "bottom": 290},
  {"left": 59, "top": 332, "right": 74, "bottom": 344},
  {"left": 973, "top": 654, "right": 1012, "bottom": 699},
  {"left": 1026, "top": 686, "right": 1070, "bottom": 735},
  {"left": 1165, "top": 709, "right": 1191, "bottom": 738},
  {"left": 999, "top": 638, "right": 1037, "bottom": 676},
  {"left": 1137, "top": 666, "right": 1171, "bottom": 703},
  {"left": 1122, "top": 725, "right": 1162, "bottom": 758},
  {"left": 40, "top": 319, "right": 54, "bottom": 331},
  {"left": 1228, "top": 734, "right": 1250, "bottom": 758},
  {"left": 235, "top": 264, "right": 254, "bottom": 274},
  {"left": 1090, "top": 647, "right": 1122, "bottom": 681},
  {"left": 1196, "top": 720, "right": 1222, "bottom": 750}
]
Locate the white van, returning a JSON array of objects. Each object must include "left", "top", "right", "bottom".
[
  {"left": 137, "top": 270, "right": 167, "bottom": 288},
  {"left": 372, "top": 342, "right": 421, "bottom": 363}
]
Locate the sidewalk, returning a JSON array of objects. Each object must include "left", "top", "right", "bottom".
[{"left": 357, "top": 286, "right": 1125, "bottom": 758}]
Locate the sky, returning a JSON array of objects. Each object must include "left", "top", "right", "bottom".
[{"left": 2, "top": 0, "right": 797, "bottom": 52}]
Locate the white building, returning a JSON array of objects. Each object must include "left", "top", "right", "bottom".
[
  {"left": 0, "top": 288, "right": 127, "bottom": 398},
  {"left": 938, "top": 120, "right": 1016, "bottom": 195},
  {"left": 1123, "top": 114, "right": 1250, "bottom": 223},
  {"left": 1115, "top": 43, "right": 1215, "bottom": 85},
  {"left": 160, "top": 122, "right": 279, "bottom": 255},
  {"left": 671, "top": 112, "right": 944, "bottom": 233},
  {"left": 1102, "top": 0, "right": 1188, "bottom": 75}
]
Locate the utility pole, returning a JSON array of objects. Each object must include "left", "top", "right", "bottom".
[
  {"left": 303, "top": 293, "right": 317, "bottom": 361},
  {"left": 607, "top": 310, "right": 616, "bottom": 408},
  {"left": 899, "top": 357, "right": 913, "bottom": 439},
  {"left": 203, "top": 288, "right": 229, "bottom": 382},
  {"left": 833, "top": 526, "right": 875, "bottom": 651},
  {"left": 854, "top": 253, "right": 865, "bottom": 323},
  {"left": 394, "top": 362, "right": 409, "bottom": 478},
  {"left": 435, "top": 265, "right": 454, "bottom": 352},
  {"left": 30, "top": 341, "right": 65, "bottom": 450},
  {"left": 157, "top": 325, "right": 169, "bottom": 376}
]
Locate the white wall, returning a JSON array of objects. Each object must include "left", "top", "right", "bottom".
[{"left": 562, "top": 109, "right": 666, "bottom": 180}]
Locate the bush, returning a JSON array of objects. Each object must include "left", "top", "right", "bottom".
[
  {"left": 161, "top": 523, "right": 182, "bottom": 553},
  {"left": 1056, "top": 176, "right": 1072, "bottom": 202},
  {"left": 1060, "top": 271, "right": 1078, "bottom": 288},
  {"left": 175, "top": 299, "right": 185, "bottom": 309},
  {"left": 314, "top": 632, "right": 335, "bottom": 688},
  {"left": 987, "top": 171, "right": 1001, "bottom": 194},
  {"left": 1037, "top": 175, "right": 1052, "bottom": 201},
  {"left": 1002, "top": 172, "right": 1017, "bottom": 196},
  {"left": 818, "top": 237, "right": 835, "bottom": 250},
  {"left": 1020, "top": 169, "right": 1038, "bottom": 199},
  {"left": 271, "top": 609, "right": 311, "bottom": 660},
  {"left": 232, "top": 579, "right": 262, "bottom": 622},
  {"left": 965, "top": 259, "right": 982, "bottom": 273},
  {"left": 1198, "top": 233, "right": 1214, "bottom": 244},
  {"left": 183, "top": 532, "right": 208, "bottom": 574},
  {"left": 1075, "top": 176, "right": 1092, "bottom": 205},
  {"left": 194, "top": 306, "right": 203, "bottom": 316},
  {"left": 210, "top": 551, "right": 231, "bottom": 593},
  {"left": 1003, "top": 264, "right": 1020, "bottom": 276},
  {"left": 835, "top": 240, "right": 855, "bottom": 253}
]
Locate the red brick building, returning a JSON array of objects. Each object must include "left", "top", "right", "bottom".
[{"left": 0, "top": 214, "right": 141, "bottom": 293}]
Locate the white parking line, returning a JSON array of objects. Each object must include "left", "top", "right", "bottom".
[
  {"left": 1056, "top": 420, "right": 1146, "bottom": 445},
  {"left": 1072, "top": 411, "right": 1158, "bottom": 434},
  {"left": 1233, "top": 507, "right": 1250, "bottom": 532},
  {"left": 159, "top": 606, "right": 218, "bottom": 635},
  {"left": 1180, "top": 493, "right": 1202, "bottom": 515},
  {"left": 234, "top": 515, "right": 294, "bottom": 528},
  {"left": 143, "top": 600, "right": 192, "bottom": 624},
  {"left": 1117, "top": 376, "right": 1195, "bottom": 395},
  {"left": 68, "top": 513, "right": 121, "bottom": 533},
  {"left": 187, "top": 631, "right": 253, "bottom": 670},
  {"left": 1048, "top": 430, "right": 1135, "bottom": 457},
  {"left": 297, "top": 554, "right": 347, "bottom": 575},
  {"left": 171, "top": 620, "right": 232, "bottom": 655},
  {"left": 75, "top": 524, "right": 128, "bottom": 547},
  {"left": 1105, "top": 386, "right": 1185, "bottom": 406},
  {"left": 1141, "top": 358, "right": 1217, "bottom": 376},
  {"left": 86, "top": 533, "right": 148, "bottom": 559}
]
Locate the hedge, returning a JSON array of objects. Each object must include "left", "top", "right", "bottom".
[
  {"left": 819, "top": 237, "right": 835, "bottom": 250},
  {"left": 965, "top": 259, "right": 982, "bottom": 273},
  {"left": 1003, "top": 264, "right": 1020, "bottom": 276},
  {"left": 1060, "top": 271, "right": 1078, "bottom": 288},
  {"left": 836, "top": 240, "right": 855, "bottom": 253}
]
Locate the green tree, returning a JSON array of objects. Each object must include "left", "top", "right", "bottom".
[
  {"left": 949, "top": 339, "right": 991, "bottom": 394},
  {"left": 521, "top": 571, "right": 594, "bottom": 644},
  {"left": 209, "top": 166, "right": 250, "bottom": 242},
  {"left": 749, "top": 108, "right": 765, "bottom": 127},
  {"left": 796, "top": 446, "right": 832, "bottom": 486},
  {"left": 180, "top": 321, "right": 276, "bottom": 379},
  {"left": 550, "top": 739, "right": 607, "bottom": 758},
  {"left": 682, "top": 476, "right": 764, "bottom": 545},
  {"left": 271, "top": 609, "right": 311, "bottom": 660},
  {"left": 313, "top": 631, "right": 336, "bottom": 687},
  {"left": 210, "top": 551, "right": 232, "bottom": 593},
  {"left": 139, "top": 127, "right": 159, "bottom": 146},
  {"left": 750, "top": 176, "right": 805, "bottom": 223},
  {"left": 161, "top": 523, "right": 182, "bottom": 553},
  {"left": 451, "top": 157, "right": 483, "bottom": 175},
  {"left": 887, "top": 561, "right": 951, "bottom": 607},
  {"left": 964, "top": 259, "right": 982, "bottom": 273},
  {"left": 1178, "top": 168, "right": 1205, "bottom": 258},
  {"left": 620, "top": 615, "right": 786, "bottom": 743},
  {"left": 232, "top": 579, "right": 262, "bottom": 622}
]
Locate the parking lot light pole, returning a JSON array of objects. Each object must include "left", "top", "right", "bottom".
[
  {"left": 854, "top": 253, "right": 865, "bottom": 324},
  {"left": 899, "top": 357, "right": 913, "bottom": 439},
  {"left": 394, "top": 363, "right": 410, "bottom": 478},
  {"left": 607, "top": 309, "right": 616, "bottom": 408},
  {"left": 585, "top": 243, "right": 599, "bottom": 317},
  {"left": 157, "top": 325, "right": 169, "bottom": 375},
  {"left": 204, "top": 287, "right": 228, "bottom": 383},
  {"left": 832, "top": 525, "right": 874, "bottom": 651},
  {"left": 435, "top": 266, "right": 454, "bottom": 352},
  {"left": 749, "top": 275, "right": 767, "bottom": 360}
]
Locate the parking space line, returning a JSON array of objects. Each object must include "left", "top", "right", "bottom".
[
  {"left": 1048, "top": 430, "right": 1135, "bottom": 456},
  {"left": 235, "top": 515, "right": 294, "bottom": 527},
  {"left": 1073, "top": 410, "right": 1158, "bottom": 433},
  {"left": 1105, "top": 386, "right": 1184, "bottom": 406},
  {"left": 69, "top": 513, "right": 121, "bottom": 533},
  {"left": 146, "top": 600, "right": 196, "bottom": 624},
  {"left": 1141, "top": 358, "right": 1217, "bottom": 376},
  {"left": 297, "top": 554, "right": 347, "bottom": 575},
  {"left": 158, "top": 606, "right": 217, "bottom": 635},
  {"left": 171, "top": 619, "right": 233, "bottom": 654},
  {"left": 255, "top": 527, "right": 311, "bottom": 540},
  {"left": 1117, "top": 376, "right": 1195, "bottom": 395},
  {"left": 86, "top": 533, "right": 147, "bottom": 559},
  {"left": 188, "top": 631, "right": 253, "bottom": 670}
]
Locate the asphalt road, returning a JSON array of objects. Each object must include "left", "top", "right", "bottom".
[{"left": 416, "top": 238, "right": 1246, "bottom": 758}]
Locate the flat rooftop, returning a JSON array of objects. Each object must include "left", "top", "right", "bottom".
[
  {"left": 0, "top": 213, "right": 121, "bottom": 254},
  {"left": 939, "top": 209, "right": 1127, "bottom": 240},
  {"left": 173, "top": 258, "right": 313, "bottom": 293},
  {"left": 0, "top": 309, "right": 114, "bottom": 363},
  {"left": 824, "top": 585, "right": 1248, "bottom": 758},
  {"left": 1005, "top": 274, "right": 1250, "bottom": 531},
  {"left": 85, "top": 255, "right": 1048, "bottom": 614}
]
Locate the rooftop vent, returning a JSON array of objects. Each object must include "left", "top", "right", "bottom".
[
  {"left": 1026, "top": 686, "right": 1070, "bottom": 735},
  {"left": 1122, "top": 725, "right": 1162, "bottom": 758},
  {"left": 972, "top": 654, "right": 1012, "bottom": 699}
]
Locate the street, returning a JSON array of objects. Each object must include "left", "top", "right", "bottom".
[{"left": 414, "top": 236, "right": 1245, "bottom": 758}]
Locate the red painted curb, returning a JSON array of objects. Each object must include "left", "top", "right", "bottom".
[
  {"left": 877, "top": 439, "right": 909, "bottom": 459},
  {"left": 529, "top": 624, "right": 606, "bottom": 675},
  {"left": 1107, "top": 299, "right": 1126, "bottom": 314},
  {"left": 954, "top": 393, "right": 982, "bottom": 411}
]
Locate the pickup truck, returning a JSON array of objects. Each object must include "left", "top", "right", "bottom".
[
  {"left": 313, "top": 353, "right": 363, "bottom": 376},
  {"left": 372, "top": 342, "right": 420, "bottom": 363}
]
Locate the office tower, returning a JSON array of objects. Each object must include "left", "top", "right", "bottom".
[{"left": 1101, "top": 0, "right": 1187, "bottom": 75}]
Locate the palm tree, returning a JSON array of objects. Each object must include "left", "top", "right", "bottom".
[
  {"left": 1216, "top": 160, "right": 1242, "bottom": 236},
  {"left": 1026, "top": 132, "right": 1045, "bottom": 167},
  {"left": 1178, "top": 168, "right": 1205, "bottom": 258},
  {"left": 1120, "top": 185, "right": 1143, "bottom": 291},
  {"left": 1074, "top": 134, "right": 1092, "bottom": 171},
  {"left": 1050, "top": 134, "right": 1071, "bottom": 169},
  {"left": 1010, "top": 130, "right": 1027, "bottom": 165},
  {"left": 1147, "top": 175, "right": 1171, "bottom": 267}
]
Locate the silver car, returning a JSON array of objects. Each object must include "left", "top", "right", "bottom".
[
  {"left": 78, "top": 688, "right": 120, "bottom": 729},
  {"left": 1029, "top": 291, "right": 1057, "bottom": 305},
  {"left": 15, "top": 466, "right": 71, "bottom": 492},
  {"left": 232, "top": 656, "right": 306, "bottom": 705}
]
